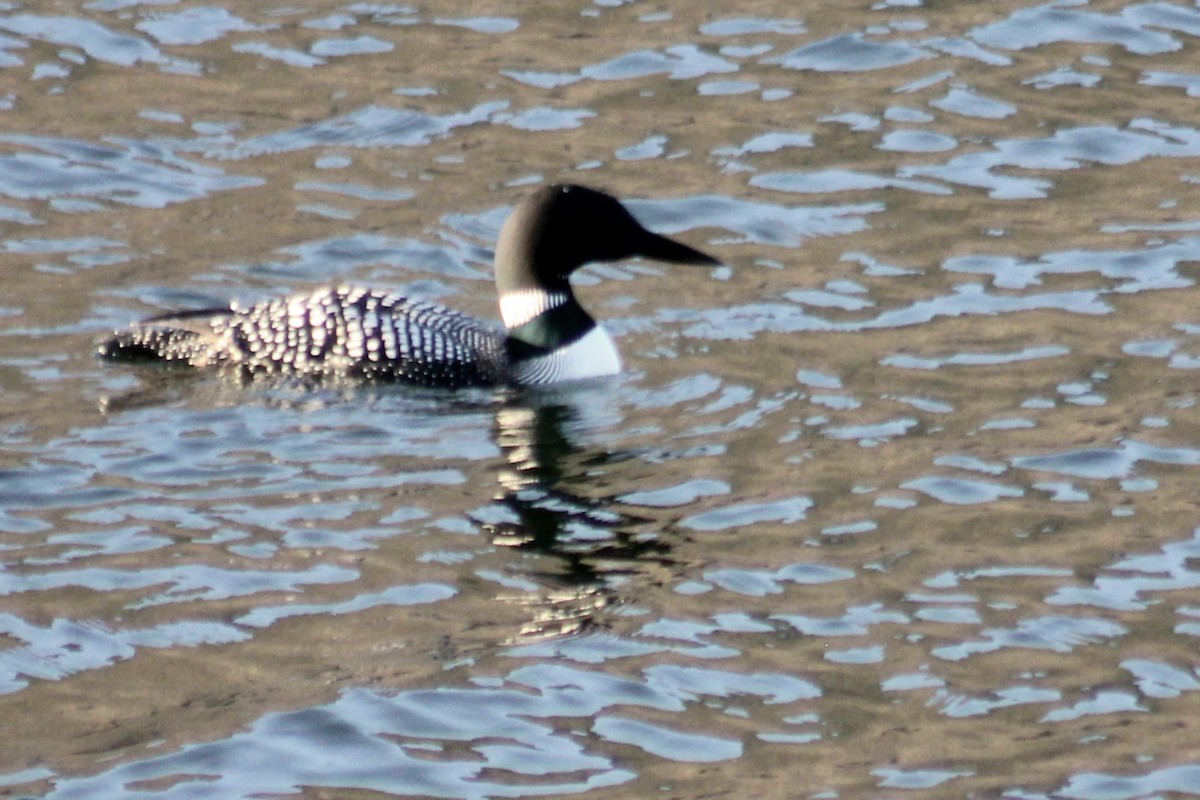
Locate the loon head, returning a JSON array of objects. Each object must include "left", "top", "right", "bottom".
[{"left": 495, "top": 184, "right": 719, "bottom": 330}]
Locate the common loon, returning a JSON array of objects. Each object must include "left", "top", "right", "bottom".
[{"left": 99, "top": 184, "right": 719, "bottom": 388}]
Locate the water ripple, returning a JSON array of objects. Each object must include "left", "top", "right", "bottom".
[
  {"left": 0, "top": 563, "right": 358, "bottom": 606},
  {"left": 932, "top": 616, "right": 1127, "bottom": 661},
  {"left": 1014, "top": 438, "right": 1200, "bottom": 481},
  {"left": 902, "top": 121, "right": 1200, "bottom": 200},
  {"left": 213, "top": 102, "right": 507, "bottom": 159},
  {"left": 581, "top": 45, "right": 736, "bottom": 81},
  {"left": 0, "top": 616, "right": 249, "bottom": 694},
  {"left": 136, "top": 7, "right": 266, "bottom": 46},
  {"left": 767, "top": 33, "right": 935, "bottom": 72},
  {"left": 970, "top": 3, "right": 1200, "bottom": 55},
  {"left": 0, "top": 14, "right": 175, "bottom": 68},
  {"left": 1056, "top": 764, "right": 1200, "bottom": 800},
  {"left": 0, "top": 135, "right": 262, "bottom": 209}
]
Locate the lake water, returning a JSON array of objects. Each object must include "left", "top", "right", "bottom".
[{"left": 3, "top": 1, "right": 1200, "bottom": 798}]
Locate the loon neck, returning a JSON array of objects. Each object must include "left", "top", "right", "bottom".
[
  {"left": 498, "top": 287, "right": 570, "bottom": 329},
  {"left": 501, "top": 288, "right": 598, "bottom": 356}
]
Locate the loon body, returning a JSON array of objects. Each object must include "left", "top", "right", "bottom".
[{"left": 99, "top": 184, "right": 719, "bottom": 388}]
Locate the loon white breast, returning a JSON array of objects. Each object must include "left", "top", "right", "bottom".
[
  {"left": 98, "top": 185, "right": 715, "bottom": 391},
  {"left": 98, "top": 184, "right": 719, "bottom": 388}
]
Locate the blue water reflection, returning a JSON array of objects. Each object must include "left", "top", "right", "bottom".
[{"left": 0, "top": 135, "right": 262, "bottom": 209}]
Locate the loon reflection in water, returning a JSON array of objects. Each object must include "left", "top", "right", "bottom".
[
  {"left": 99, "top": 184, "right": 720, "bottom": 388},
  {"left": 485, "top": 397, "right": 677, "bottom": 643}
]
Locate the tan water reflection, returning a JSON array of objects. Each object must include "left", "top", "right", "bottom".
[{"left": 3, "top": 1, "right": 1200, "bottom": 798}]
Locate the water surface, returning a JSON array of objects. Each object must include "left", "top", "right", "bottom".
[{"left": 3, "top": 1, "right": 1200, "bottom": 798}]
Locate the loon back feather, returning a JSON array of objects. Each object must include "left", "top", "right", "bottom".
[
  {"left": 102, "top": 288, "right": 510, "bottom": 388},
  {"left": 98, "top": 308, "right": 233, "bottom": 366}
]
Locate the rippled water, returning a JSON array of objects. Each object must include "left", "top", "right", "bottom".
[{"left": 4, "top": 1, "right": 1200, "bottom": 798}]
